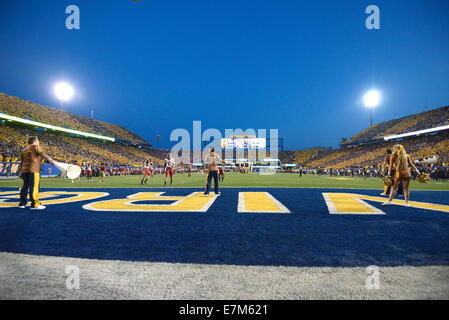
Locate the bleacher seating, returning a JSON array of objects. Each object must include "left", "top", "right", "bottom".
[
  {"left": 301, "top": 131, "right": 449, "bottom": 169},
  {"left": 0, "top": 124, "right": 163, "bottom": 167},
  {"left": 293, "top": 149, "right": 322, "bottom": 165},
  {"left": 342, "top": 106, "right": 449, "bottom": 145},
  {"left": 287, "top": 105, "right": 449, "bottom": 169},
  {"left": 2, "top": 93, "right": 448, "bottom": 171},
  {"left": 0, "top": 92, "right": 149, "bottom": 145}
]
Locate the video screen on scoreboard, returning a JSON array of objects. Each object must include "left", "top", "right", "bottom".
[{"left": 221, "top": 138, "right": 266, "bottom": 149}]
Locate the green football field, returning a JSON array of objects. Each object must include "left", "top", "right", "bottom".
[{"left": 1, "top": 173, "right": 448, "bottom": 191}]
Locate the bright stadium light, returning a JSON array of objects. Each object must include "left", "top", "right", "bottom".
[
  {"left": 54, "top": 82, "right": 74, "bottom": 102},
  {"left": 364, "top": 90, "right": 380, "bottom": 108},
  {"left": 363, "top": 90, "right": 381, "bottom": 126}
]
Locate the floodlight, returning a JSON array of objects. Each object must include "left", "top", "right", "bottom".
[
  {"left": 54, "top": 82, "right": 74, "bottom": 102},
  {"left": 364, "top": 90, "right": 380, "bottom": 108}
]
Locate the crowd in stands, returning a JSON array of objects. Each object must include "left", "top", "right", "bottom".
[
  {"left": 291, "top": 164, "right": 449, "bottom": 181},
  {"left": 342, "top": 106, "right": 449, "bottom": 145},
  {"left": 0, "top": 124, "right": 23, "bottom": 163},
  {"left": 1, "top": 93, "right": 448, "bottom": 182},
  {"left": 292, "top": 149, "right": 336, "bottom": 166},
  {"left": 0, "top": 124, "right": 164, "bottom": 168},
  {"left": 3, "top": 118, "right": 448, "bottom": 178},
  {"left": 302, "top": 131, "right": 449, "bottom": 170},
  {"left": 0, "top": 93, "right": 149, "bottom": 145},
  {"left": 293, "top": 149, "right": 322, "bottom": 165},
  {"left": 290, "top": 105, "right": 449, "bottom": 176}
]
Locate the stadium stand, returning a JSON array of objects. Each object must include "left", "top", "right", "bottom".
[
  {"left": 341, "top": 106, "right": 449, "bottom": 145},
  {"left": 0, "top": 93, "right": 166, "bottom": 167},
  {"left": 0, "top": 124, "right": 164, "bottom": 167},
  {"left": 0, "top": 92, "right": 148, "bottom": 145},
  {"left": 1, "top": 93, "right": 448, "bottom": 176},
  {"left": 293, "top": 149, "right": 326, "bottom": 165},
  {"left": 299, "top": 131, "right": 449, "bottom": 169},
  {"left": 289, "top": 106, "right": 449, "bottom": 171}
]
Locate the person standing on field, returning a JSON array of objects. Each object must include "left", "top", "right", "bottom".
[
  {"left": 382, "top": 144, "right": 420, "bottom": 207},
  {"left": 99, "top": 163, "right": 106, "bottom": 183},
  {"left": 203, "top": 147, "right": 223, "bottom": 196},
  {"left": 18, "top": 136, "right": 56, "bottom": 210}
]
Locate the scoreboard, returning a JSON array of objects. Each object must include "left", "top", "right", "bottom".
[{"left": 221, "top": 138, "right": 266, "bottom": 149}]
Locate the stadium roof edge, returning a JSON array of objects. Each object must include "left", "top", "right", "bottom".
[{"left": 0, "top": 112, "right": 115, "bottom": 142}]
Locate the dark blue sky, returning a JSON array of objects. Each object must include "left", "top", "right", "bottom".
[{"left": 1, "top": 0, "right": 448, "bottom": 149}]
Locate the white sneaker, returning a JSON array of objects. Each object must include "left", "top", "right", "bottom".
[
  {"left": 30, "top": 205, "right": 46, "bottom": 210},
  {"left": 381, "top": 201, "right": 392, "bottom": 206},
  {"left": 18, "top": 206, "right": 26, "bottom": 209},
  {"left": 404, "top": 203, "right": 409, "bottom": 207}
]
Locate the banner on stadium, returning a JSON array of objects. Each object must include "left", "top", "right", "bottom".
[
  {"left": 221, "top": 138, "right": 266, "bottom": 149},
  {"left": 0, "top": 162, "right": 60, "bottom": 177}
]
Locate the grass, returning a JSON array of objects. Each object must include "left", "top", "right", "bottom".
[{"left": 1, "top": 173, "right": 448, "bottom": 190}]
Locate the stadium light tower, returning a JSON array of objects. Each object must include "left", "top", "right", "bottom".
[
  {"left": 363, "top": 90, "right": 380, "bottom": 126},
  {"left": 54, "top": 82, "right": 74, "bottom": 107}
]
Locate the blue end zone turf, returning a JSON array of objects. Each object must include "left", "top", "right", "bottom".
[{"left": 1, "top": 187, "right": 448, "bottom": 267}]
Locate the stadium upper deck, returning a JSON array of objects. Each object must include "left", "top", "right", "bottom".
[
  {"left": 341, "top": 105, "right": 449, "bottom": 146},
  {"left": 0, "top": 93, "right": 149, "bottom": 146},
  {"left": 0, "top": 93, "right": 165, "bottom": 166},
  {"left": 302, "top": 132, "right": 449, "bottom": 169},
  {"left": 290, "top": 105, "right": 449, "bottom": 169},
  {"left": 0, "top": 125, "right": 164, "bottom": 167}
]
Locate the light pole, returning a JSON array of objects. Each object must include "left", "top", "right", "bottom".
[{"left": 363, "top": 90, "right": 380, "bottom": 126}]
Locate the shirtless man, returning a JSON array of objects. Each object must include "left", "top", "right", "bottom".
[{"left": 203, "top": 147, "right": 224, "bottom": 196}]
